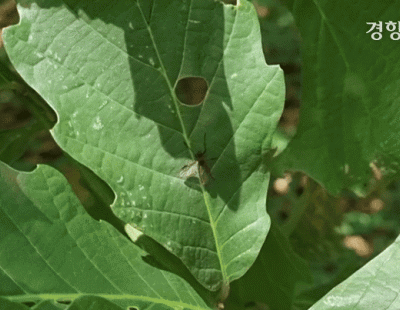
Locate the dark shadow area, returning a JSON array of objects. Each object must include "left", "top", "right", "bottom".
[
  {"left": 56, "top": 299, "right": 71, "bottom": 305},
  {"left": 220, "top": 0, "right": 237, "bottom": 4},
  {"left": 133, "top": 232, "right": 214, "bottom": 304}
]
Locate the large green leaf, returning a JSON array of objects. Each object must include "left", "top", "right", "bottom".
[
  {"left": 0, "top": 162, "right": 212, "bottom": 309},
  {"left": 226, "top": 222, "right": 312, "bottom": 310},
  {"left": 309, "top": 235, "right": 400, "bottom": 309},
  {"left": 3, "top": 0, "right": 284, "bottom": 291},
  {"left": 276, "top": 0, "right": 400, "bottom": 195}
]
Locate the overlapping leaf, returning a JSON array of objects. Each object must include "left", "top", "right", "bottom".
[
  {"left": 227, "top": 222, "right": 312, "bottom": 309},
  {"left": 0, "top": 162, "right": 211, "bottom": 309},
  {"left": 276, "top": 0, "right": 400, "bottom": 195},
  {"left": 309, "top": 235, "right": 400, "bottom": 309}
]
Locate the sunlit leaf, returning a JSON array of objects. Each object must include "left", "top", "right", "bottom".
[
  {"left": 3, "top": 0, "right": 285, "bottom": 290},
  {"left": 0, "top": 162, "right": 211, "bottom": 309}
]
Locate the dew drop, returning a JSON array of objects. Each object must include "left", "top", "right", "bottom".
[{"left": 93, "top": 116, "right": 103, "bottom": 130}]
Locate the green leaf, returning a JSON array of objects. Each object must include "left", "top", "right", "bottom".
[
  {"left": 227, "top": 222, "right": 312, "bottom": 309},
  {"left": 275, "top": 0, "right": 400, "bottom": 195},
  {"left": 0, "top": 297, "right": 30, "bottom": 310},
  {"left": 0, "top": 122, "right": 42, "bottom": 165},
  {"left": 309, "top": 235, "right": 400, "bottom": 309},
  {"left": 3, "top": 0, "right": 285, "bottom": 291},
  {"left": 0, "top": 162, "right": 212, "bottom": 309}
]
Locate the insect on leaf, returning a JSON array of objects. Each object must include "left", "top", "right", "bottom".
[
  {"left": 179, "top": 158, "right": 210, "bottom": 185},
  {"left": 179, "top": 160, "right": 199, "bottom": 180},
  {"left": 180, "top": 134, "right": 214, "bottom": 185}
]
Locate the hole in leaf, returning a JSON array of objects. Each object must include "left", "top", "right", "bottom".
[
  {"left": 128, "top": 307, "right": 139, "bottom": 310},
  {"left": 174, "top": 77, "right": 208, "bottom": 106}
]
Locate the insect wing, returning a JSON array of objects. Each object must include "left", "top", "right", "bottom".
[
  {"left": 198, "top": 164, "right": 209, "bottom": 185},
  {"left": 179, "top": 161, "right": 199, "bottom": 179}
]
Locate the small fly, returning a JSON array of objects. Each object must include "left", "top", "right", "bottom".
[{"left": 179, "top": 134, "right": 216, "bottom": 185}]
